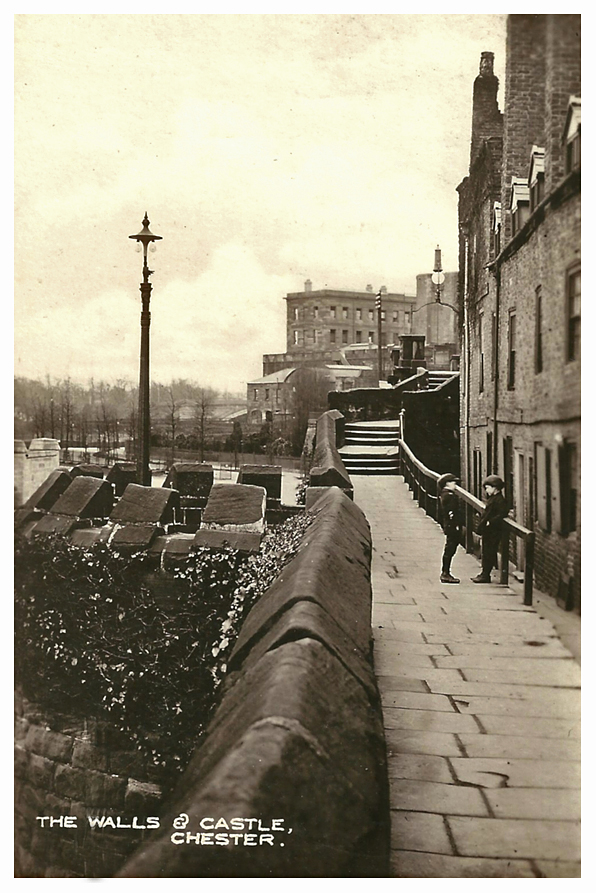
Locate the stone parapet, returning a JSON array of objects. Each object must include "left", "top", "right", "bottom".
[
  {"left": 117, "top": 487, "right": 389, "bottom": 878},
  {"left": 308, "top": 411, "right": 353, "bottom": 495}
]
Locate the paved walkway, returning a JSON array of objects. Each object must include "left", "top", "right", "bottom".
[{"left": 352, "top": 475, "right": 581, "bottom": 879}]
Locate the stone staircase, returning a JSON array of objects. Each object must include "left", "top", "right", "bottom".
[{"left": 339, "top": 420, "right": 401, "bottom": 475}]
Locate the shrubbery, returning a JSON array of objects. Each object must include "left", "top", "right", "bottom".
[{"left": 14, "top": 512, "right": 312, "bottom": 783}]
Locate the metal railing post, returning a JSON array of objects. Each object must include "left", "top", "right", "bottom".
[
  {"left": 500, "top": 530, "right": 510, "bottom": 585},
  {"left": 524, "top": 533, "right": 535, "bottom": 606},
  {"left": 465, "top": 503, "right": 474, "bottom": 553}
]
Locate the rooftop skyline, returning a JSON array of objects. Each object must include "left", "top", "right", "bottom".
[{"left": 15, "top": 14, "right": 507, "bottom": 392}]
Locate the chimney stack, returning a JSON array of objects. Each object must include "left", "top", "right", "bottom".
[
  {"left": 470, "top": 51, "right": 503, "bottom": 168},
  {"left": 304, "top": 279, "right": 312, "bottom": 293}
]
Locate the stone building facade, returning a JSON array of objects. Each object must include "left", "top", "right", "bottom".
[
  {"left": 414, "top": 271, "right": 459, "bottom": 368},
  {"left": 263, "top": 282, "right": 416, "bottom": 376},
  {"left": 457, "top": 17, "right": 580, "bottom": 609}
]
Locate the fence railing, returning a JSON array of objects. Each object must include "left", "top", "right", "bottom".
[{"left": 398, "top": 437, "right": 535, "bottom": 606}]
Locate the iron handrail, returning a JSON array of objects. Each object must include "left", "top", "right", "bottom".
[{"left": 397, "top": 437, "right": 535, "bottom": 606}]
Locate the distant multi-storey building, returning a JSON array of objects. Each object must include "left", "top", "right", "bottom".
[
  {"left": 414, "top": 270, "right": 459, "bottom": 368},
  {"left": 262, "top": 281, "right": 416, "bottom": 376},
  {"left": 458, "top": 16, "right": 580, "bottom": 609}
]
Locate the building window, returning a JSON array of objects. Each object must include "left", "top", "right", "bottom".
[
  {"left": 313, "top": 305, "right": 319, "bottom": 318},
  {"left": 330, "top": 329, "right": 336, "bottom": 344},
  {"left": 368, "top": 309, "right": 374, "bottom": 322},
  {"left": 492, "top": 201, "right": 501, "bottom": 257},
  {"left": 330, "top": 306, "right": 336, "bottom": 318},
  {"left": 478, "top": 313, "right": 484, "bottom": 393},
  {"left": 368, "top": 331, "right": 374, "bottom": 342},
  {"left": 380, "top": 310, "right": 386, "bottom": 322},
  {"left": 473, "top": 449, "right": 482, "bottom": 499},
  {"left": 293, "top": 307, "right": 299, "bottom": 321},
  {"left": 530, "top": 173, "right": 545, "bottom": 211},
  {"left": 265, "top": 388, "right": 269, "bottom": 400},
  {"left": 342, "top": 330, "right": 349, "bottom": 344},
  {"left": 356, "top": 330, "right": 362, "bottom": 342},
  {"left": 393, "top": 311, "right": 398, "bottom": 323},
  {"left": 253, "top": 389, "right": 258, "bottom": 401},
  {"left": 342, "top": 306, "right": 349, "bottom": 319},
  {"left": 559, "top": 441, "right": 578, "bottom": 535},
  {"left": 404, "top": 312, "right": 410, "bottom": 326},
  {"left": 563, "top": 96, "right": 581, "bottom": 174},
  {"left": 313, "top": 329, "right": 318, "bottom": 344},
  {"left": 536, "top": 444, "right": 552, "bottom": 533},
  {"left": 356, "top": 308, "right": 362, "bottom": 321},
  {"left": 293, "top": 330, "right": 299, "bottom": 345},
  {"left": 507, "top": 310, "right": 516, "bottom": 389},
  {"left": 567, "top": 265, "right": 581, "bottom": 361},
  {"left": 529, "top": 146, "right": 545, "bottom": 212},
  {"left": 503, "top": 436, "right": 514, "bottom": 512},
  {"left": 535, "top": 286, "right": 543, "bottom": 373},
  {"left": 510, "top": 178, "right": 530, "bottom": 236},
  {"left": 392, "top": 333, "right": 398, "bottom": 343}
]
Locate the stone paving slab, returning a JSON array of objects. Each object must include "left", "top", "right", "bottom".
[
  {"left": 385, "top": 730, "right": 463, "bottom": 757},
  {"left": 534, "top": 860, "right": 582, "bottom": 878},
  {"left": 390, "top": 851, "right": 537, "bottom": 878},
  {"left": 461, "top": 664, "right": 580, "bottom": 687},
  {"left": 485, "top": 787, "right": 581, "bottom": 820},
  {"left": 458, "top": 733, "right": 579, "bottom": 761},
  {"left": 390, "top": 779, "right": 488, "bottom": 815},
  {"left": 380, "top": 690, "right": 456, "bottom": 712},
  {"left": 449, "top": 757, "right": 581, "bottom": 789},
  {"left": 387, "top": 753, "right": 453, "bottom": 783},
  {"left": 479, "top": 714, "right": 580, "bottom": 739},
  {"left": 352, "top": 474, "right": 581, "bottom": 878},
  {"left": 441, "top": 641, "right": 573, "bottom": 658},
  {"left": 447, "top": 815, "right": 580, "bottom": 861},
  {"left": 383, "top": 707, "right": 480, "bottom": 734},
  {"left": 390, "top": 811, "right": 453, "bottom": 855}
]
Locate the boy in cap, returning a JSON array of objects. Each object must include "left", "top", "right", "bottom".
[
  {"left": 472, "top": 475, "right": 509, "bottom": 583},
  {"left": 437, "top": 473, "right": 462, "bottom": 583}
]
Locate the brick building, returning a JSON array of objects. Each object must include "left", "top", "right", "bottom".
[
  {"left": 262, "top": 281, "right": 416, "bottom": 376},
  {"left": 457, "top": 17, "right": 580, "bottom": 609}
]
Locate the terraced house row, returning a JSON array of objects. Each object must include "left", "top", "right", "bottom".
[{"left": 457, "top": 15, "right": 580, "bottom": 612}]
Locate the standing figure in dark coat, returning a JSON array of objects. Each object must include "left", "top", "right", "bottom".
[
  {"left": 472, "top": 475, "right": 509, "bottom": 583},
  {"left": 437, "top": 473, "right": 462, "bottom": 584}
]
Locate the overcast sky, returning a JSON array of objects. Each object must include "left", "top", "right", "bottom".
[{"left": 14, "top": 14, "right": 507, "bottom": 394}]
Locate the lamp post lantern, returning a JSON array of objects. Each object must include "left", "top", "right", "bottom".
[
  {"left": 129, "top": 213, "right": 162, "bottom": 486},
  {"left": 375, "top": 289, "right": 383, "bottom": 384}
]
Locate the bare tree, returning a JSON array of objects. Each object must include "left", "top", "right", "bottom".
[
  {"left": 166, "top": 385, "right": 179, "bottom": 464},
  {"left": 194, "top": 388, "right": 215, "bottom": 462}
]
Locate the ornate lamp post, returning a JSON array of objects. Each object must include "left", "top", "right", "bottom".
[{"left": 129, "top": 213, "right": 162, "bottom": 486}]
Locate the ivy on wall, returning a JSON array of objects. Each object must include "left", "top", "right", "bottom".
[{"left": 15, "top": 512, "right": 312, "bottom": 784}]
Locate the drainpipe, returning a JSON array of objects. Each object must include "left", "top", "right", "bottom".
[
  {"left": 492, "top": 262, "right": 501, "bottom": 472},
  {"left": 463, "top": 235, "right": 471, "bottom": 490}
]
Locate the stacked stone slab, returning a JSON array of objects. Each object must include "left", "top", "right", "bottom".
[
  {"left": 309, "top": 410, "right": 353, "bottom": 497},
  {"left": 70, "top": 464, "right": 106, "bottom": 480},
  {"left": 118, "top": 487, "right": 389, "bottom": 878},
  {"left": 105, "top": 463, "right": 138, "bottom": 497},
  {"left": 30, "top": 477, "right": 115, "bottom": 538},
  {"left": 163, "top": 463, "right": 214, "bottom": 500},
  {"left": 238, "top": 464, "right": 282, "bottom": 502},
  {"left": 193, "top": 483, "right": 266, "bottom": 553},
  {"left": 107, "top": 484, "right": 180, "bottom": 551},
  {"left": 15, "top": 469, "right": 74, "bottom": 533}
]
